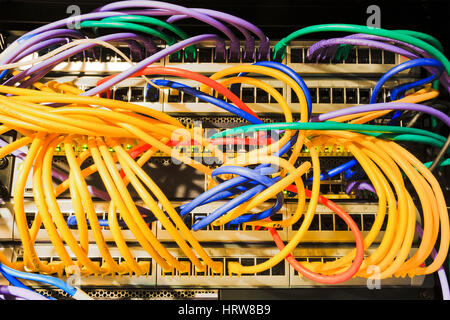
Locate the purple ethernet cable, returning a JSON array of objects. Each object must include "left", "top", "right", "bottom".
[
  {"left": 309, "top": 38, "right": 417, "bottom": 62},
  {"left": 345, "top": 181, "right": 376, "bottom": 195},
  {"left": 0, "top": 29, "right": 89, "bottom": 65},
  {"left": 0, "top": 285, "right": 49, "bottom": 300},
  {"left": 7, "top": 36, "right": 153, "bottom": 68},
  {"left": 167, "top": 12, "right": 254, "bottom": 60},
  {"left": 166, "top": 8, "right": 270, "bottom": 60},
  {"left": 309, "top": 33, "right": 430, "bottom": 63},
  {"left": 91, "top": 7, "right": 269, "bottom": 59},
  {"left": 5, "top": 34, "right": 225, "bottom": 90},
  {"left": 3, "top": 32, "right": 153, "bottom": 87},
  {"left": 2, "top": 5, "right": 237, "bottom": 63},
  {"left": 11, "top": 37, "right": 156, "bottom": 88},
  {"left": 18, "top": 66, "right": 56, "bottom": 89},
  {"left": 124, "top": 34, "right": 158, "bottom": 59},
  {"left": 339, "top": 34, "right": 430, "bottom": 57},
  {"left": 0, "top": 12, "right": 126, "bottom": 64},
  {"left": 327, "top": 35, "right": 450, "bottom": 90},
  {"left": 92, "top": 1, "right": 241, "bottom": 59},
  {"left": 309, "top": 36, "right": 450, "bottom": 89},
  {"left": 0, "top": 10, "right": 162, "bottom": 65},
  {"left": 100, "top": 7, "right": 256, "bottom": 59},
  {"left": 307, "top": 35, "right": 450, "bottom": 91},
  {"left": 14, "top": 38, "right": 71, "bottom": 62},
  {"left": 309, "top": 33, "right": 447, "bottom": 63},
  {"left": 82, "top": 34, "right": 225, "bottom": 96}
]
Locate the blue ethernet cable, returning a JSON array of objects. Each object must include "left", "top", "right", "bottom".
[
  {"left": 228, "top": 61, "right": 312, "bottom": 118},
  {"left": 151, "top": 79, "right": 263, "bottom": 124},
  {"left": 147, "top": 79, "right": 288, "bottom": 227},
  {"left": 178, "top": 167, "right": 276, "bottom": 217},
  {"left": 306, "top": 159, "right": 358, "bottom": 184},
  {"left": 370, "top": 58, "right": 444, "bottom": 123},
  {"left": 180, "top": 133, "right": 300, "bottom": 225},
  {"left": 67, "top": 215, "right": 125, "bottom": 227},
  {"left": 0, "top": 69, "right": 8, "bottom": 81},
  {"left": 371, "top": 58, "right": 444, "bottom": 104},
  {"left": 0, "top": 264, "right": 29, "bottom": 290},
  {"left": 0, "top": 263, "right": 90, "bottom": 299},
  {"left": 0, "top": 263, "right": 53, "bottom": 300},
  {"left": 191, "top": 165, "right": 283, "bottom": 230},
  {"left": 388, "top": 69, "right": 443, "bottom": 123},
  {"left": 179, "top": 132, "right": 300, "bottom": 227},
  {"left": 192, "top": 182, "right": 278, "bottom": 230}
]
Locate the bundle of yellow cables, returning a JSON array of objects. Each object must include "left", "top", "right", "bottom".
[{"left": 0, "top": 64, "right": 447, "bottom": 284}]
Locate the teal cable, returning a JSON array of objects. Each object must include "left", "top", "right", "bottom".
[
  {"left": 210, "top": 121, "right": 447, "bottom": 144},
  {"left": 101, "top": 15, "right": 196, "bottom": 59},
  {"left": 369, "top": 133, "right": 450, "bottom": 153},
  {"left": 424, "top": 158, "right": 450, "bottom": 168},
  {"left": 79, "top": 20, "right": 177, "bottom": 46}
]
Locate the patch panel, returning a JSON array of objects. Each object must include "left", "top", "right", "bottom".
[
  {"left": 10, "top": 139, "right": 363, "bottom": 201},
  {"left": 12, "top": 199, "right": 157, "bottom": 243},
  {"left": 163, "top": 77, "right": 287, "bottom": 113},
  {"left": 158, "top": 201, "right": 399, "bottom": 244},
  {"left": 25, "top": 43, "right": 166, "bottom": 73},
  {"left": 10, "top": 114, "right": 359, "bottom": 199},
  {"left": 6, "top": 198, "right": 408, "bottom": 246},
  {"left": 287, "top": 202, "right": 421, "bottom": 243},
  {"left": 39, "top": 75, "right": 165, "bottom": 111},
  {"left": 164, "top": 77, "right": 419, "bottom": 114},
  {"left": 11, "top": 244, "right": 157, "bottom": 286},
  {"left": 38, "top": 75, "right": 418, "bottom": 115},
  {"left": 289, "top": 247, "right": 425, "bottom": 287},
  {"left": 17, "top": 39, "right": 416, "bottom": 76},
  {"left": 157, "top": 201, "right": 289, "bottom": 242},
  {"left": 286, "top": 41, "right": 413, "bottom": 74},
  {"left": 287, "top": 202, "right": 382, "bottom": 242},
  {"left": 288, "top": 78, "right": 417, "bottom": 113},
  {"left": 164, "top": 42, "right": 280, "bottom": 73},
  {"left": 156, "top": 246, "right": 290, "bottom": 288},
  {"left": 166, "top": 41, "right": 415, "bottom": 75},
  {"left": 12, "top": 245, "right": 422, "bottom": 288}
]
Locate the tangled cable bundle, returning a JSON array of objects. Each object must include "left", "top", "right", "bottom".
[{"left": 0, "top": 0, "right": 449, "bottom": 300}]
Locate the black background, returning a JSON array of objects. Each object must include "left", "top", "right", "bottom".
[{"left": 0, "top": 0, "right": 448, "bottom": 53}]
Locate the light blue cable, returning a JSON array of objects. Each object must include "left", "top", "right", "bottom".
[{"left": 0, "top": 264, "right": 77, "bottom": 297}]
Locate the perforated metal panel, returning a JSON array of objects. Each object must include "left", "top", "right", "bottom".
[{"left": 34, "top": 288, "right": 218, "bottom": 300}]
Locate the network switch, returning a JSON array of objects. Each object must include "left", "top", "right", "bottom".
[{"left": 0, "top": 0, "right": 447, "bottom": 302}]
